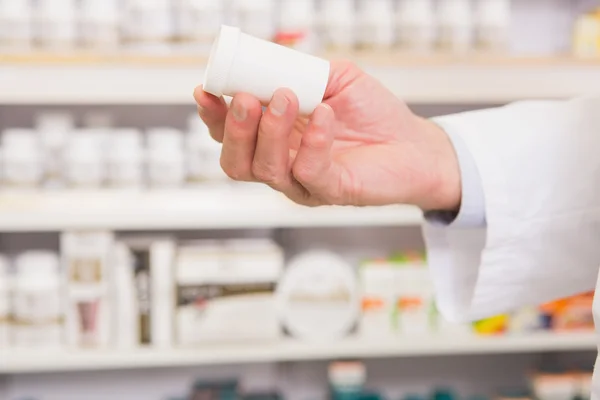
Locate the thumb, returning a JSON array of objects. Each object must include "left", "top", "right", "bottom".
[{"left": 292, "top": 104, "right": 341, "bottom": 203}]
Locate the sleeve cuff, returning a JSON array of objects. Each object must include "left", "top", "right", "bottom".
[{"left": 424, "top": 119, "right": 487, "bottom": 228}]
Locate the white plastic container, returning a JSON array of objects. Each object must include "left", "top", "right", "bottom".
[
  {"left": 146, "top": 128, "right": 186, "bottom": 188},
  {"left": 358, "top": 0, "right": 395, "bottom": 50},
  {"left": 64, "top": 130, "right": 107, "bottom": 188},
  {"left": 475, "top": 0, "right": 511, "bottom": 52},
  {"left": 320, "top": 0, "right": 356, "bottom": 51},
  {"left": 0, "top": 0, "right": 32, "bottom": 51},
  {"left": 204, "top": 25, "right": 330, "bottom": 116},
  {"left": 186, "top": 115, "right": 227, "bottom": 183},
  {"left": 79, "top": 0, "right": 121, "bottom": 49},
  {"left": 2, "top": 129, "right": 44, "bottom": 188},
  {"left": 0, "top": 255, "right": 9, "bottom": 348},
  {"left": 276, "top": 250, "right": 360, "bottom": 342},
  {"left": 112, "top": 242, "right": 138, "bottom": 349},
  {"left": 35, "top": 111, "right": 74, "bottom": 187},
  {"left": 61, "top": 232, "right": 114, "bottom": 349},
  {"left": 35, "top": 0, "right": 77, "bottom": 49},
  {"left": 396, "top": 0, "right": 436, "bottom": 52},
  {"left": 124, "top": 0, "right": 173, "bottom": 52},
  {"left": 276, "top": 0, "right": 316, "bottom": 53},
  {"left": 11, "top": 251, "right": 63, "bottom": 348},
  {"left": 231, "top": 0, "right": 276, "bottom": 42},
  {"left": 106, "top": 129, "right": 144, "bottom": 188},
  {"left": 437, "top": 0, "right": 474, "bottom": 53}
]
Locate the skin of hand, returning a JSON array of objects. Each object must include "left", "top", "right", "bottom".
[{"left": 193, "top": 60, "right": 461, "bottom": 211}]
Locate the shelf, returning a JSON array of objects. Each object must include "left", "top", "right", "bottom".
[
  {"left": 2, "top": 332, "right": 596, "bottom": 374},
  {"left": 0, "top": 186, "right": 422, "bottom": 232},
  {"left": 2, "top": 53, "right": 600, "bottom": 104}
]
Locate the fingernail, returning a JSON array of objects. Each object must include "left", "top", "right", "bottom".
[
  {"left": 269, "top": 93, "right": 289, "bottom": 116},
  {"left": 231, "top": 100, "right": 247, "bottom": 122}
]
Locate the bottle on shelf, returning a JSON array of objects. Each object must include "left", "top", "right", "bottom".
[
  {"left": 123, "top": 0, "right": 173, "bottom": 53},
  {"left": 276, "top": 0, "right": 317, "bottom": 53},
  {"left": 78, "top": 0, "right": 121, "bottom": 50},
  {"left": 0, "top": 0, "right": 32, "bottom": 52},
  {"left": 35, "top": 111, "right": 74, "bottom": 188},
  {"left": 11, "top": 251, "right": 63, "bottom": 348},
  {"left": 437, "top": 0, "right": 474, "bottom": 54},
  {"left": 320, "top": 0, "right": 356, "bottom": 52},
  {"left": 106, "top": 128, "right": 144, "bottom": 188},
  {"left": 186, "top": 115, "right": 227, "bottom": 184},
  {"left": 175, "top": 0, "right": 225, "bottom": 54},
  {"left": 231, "top": 0, "right": 276, "bottom": 42},
  {"left": 64, "top": 129, "right": 107, "bottom": 188},
  {"left": 146, "top": 128, "right": 186, "bottom": 188},
  {"left": 0, "top": 255, "right": 9, "bottom": 349},
  {"left": 1, "top": 128, "right": 44, "bottom": 189},
  {"left": 358, "top": 0, "right": 395, "bottom": 51},
  {"left": 396, "top": 0, "right": 436, "bottom": 53},
  {"left": 475, "top": 0, "right": 511, "bottom": 53},
  {"left": 35, "top": 0, "right": 77, "bottom": 50}
]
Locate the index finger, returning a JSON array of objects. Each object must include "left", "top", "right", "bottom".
[{"left": 193, "top": 85, "right": 228, "bottom": 142}]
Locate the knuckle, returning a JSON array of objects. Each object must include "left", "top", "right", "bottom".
[
  {"left": 221, "top": 159, "right": 250, "bottom": 182},
  {"left": 252, "top": 162, "right": 282, "bottom": 186}
]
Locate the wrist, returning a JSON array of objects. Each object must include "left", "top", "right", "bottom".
[{"left": 417, "top": 118, "right": 462, "bottom": 212}]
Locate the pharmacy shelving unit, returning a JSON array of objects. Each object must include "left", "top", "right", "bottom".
[
  {"left": 0, "top": 186, "right": 422, "bottom": 231},
  {"left": 2, "top": 332, "right": 597, "bottom": 374},
  {"left": 3, "top": 54, "right": 600, "bottom": 105}
]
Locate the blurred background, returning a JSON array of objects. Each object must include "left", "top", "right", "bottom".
[{"left": 1, "top": 0, "right": 600, "bottom": 399}]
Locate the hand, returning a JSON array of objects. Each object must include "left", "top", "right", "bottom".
[{"left": 193, "top": 61, "right": 460, "bottom": 211}]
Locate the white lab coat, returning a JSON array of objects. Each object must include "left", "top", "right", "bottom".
[{"left": 421, "top": 97, "right": 600, "bottom": 397}]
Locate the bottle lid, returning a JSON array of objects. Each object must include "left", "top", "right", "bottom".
[
  {"left": 203, "top": 25, "right": 241, "bottom": 98},
  {"left": 2, "top": 129, "right": 40, "bottom": 149},
  {"left": 35, "top": 111, "right": 74, "bottom": 132},
  {"left": 328, "top": 361, "right": 367, "bottom": 386},
  {"left": 16, "top": 251, "right": 60, "bottom": 277},
  {"left": 67, "top": 130, "right": 106, "bottom": 158},
  {"left": 147, "top": 128, "right": 184, "bottom": 149}
]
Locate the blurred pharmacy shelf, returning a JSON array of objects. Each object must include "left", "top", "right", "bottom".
[
  {"left": 2, "top": 332, "right": 596, "bottom": 374},
  {"left": 0, "top": 186, "right": 422, "bottom": 232},
  {"left": 3, "top": 54, "right": 600, "bottom": 105}
]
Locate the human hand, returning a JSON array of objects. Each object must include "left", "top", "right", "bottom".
[{"left": 193, "top": 61, "right": 460, "bottom": 211}]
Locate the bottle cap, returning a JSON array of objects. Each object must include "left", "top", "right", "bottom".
[
  {"left": 203, "top": 25, "right": 242, "bottom": 99},
  {"left": 16, "top": 251, "right": 60, "bottom": 277}
]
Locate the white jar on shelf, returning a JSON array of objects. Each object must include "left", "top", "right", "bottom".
[
  {"left": 0, "top": 0, "right": 32, "bottom": 51},
  {"left": 11, "top": 251, "right": 63, "bottom": 348},
  {"left": 186, "top": 115, "right": 227, "bottom": 184},
  {"left": 64, "top": 130, "right": 107, "bottom": 188},
  {"left": 146, "top": 128, "right": 186, "bottom": 188},
  {"left": 0, "top": 255, "right": 9, "bottom": 348},
  {"left": 475, "top": 0, "right": 511, "bottom": 53},
  {"left": 79, "top": 0, "right": 121, "bottom": 50},
  {"left": 396, "top": 0, "right": 436, "bottom": 53},
  {"left": 2, "top": 128, "right": 44, "bottom": 189},
  {"left": 175, "top": 0, "right": 225, "bottom": 54},
  {"left": 320, "top": 0, "right": 356, "bottom": 52},
  {"left": 106, "top": 128, "right": 145, "bottom": 188},
  {"left": 437, "top": 0, "right": 474, "bottom": 54},
  {"left": 124, "top": 0, "right": 173, "bottom": 53},
  {"left": 358, "top": 0, "right": 395, "bottom": 51},
  {"left": 276, "top": 0, "right": 317, "bottom": 53},
  {"left": 35, "top": 111, "right": 74, "bottom": 188},
  {"left": 232, "top": 0, "right": 276, "bottom": 42},
  {"left": 35, "top": 0, "right": 77, "bottom": 50}
]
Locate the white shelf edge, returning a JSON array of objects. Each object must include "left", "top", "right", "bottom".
[
  {"left": 0, "top": 187, "right": 422, "bottom": 231},
  {"left": 3, "top": 63, "right": 600, "bottom": 105},
  {"left": 2, "top": 332, "right": 596, "bottom": 374}
]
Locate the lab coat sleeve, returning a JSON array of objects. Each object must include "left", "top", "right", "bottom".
[{"left": 422, "top": 97, "right": 600, "bottom": 322}]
